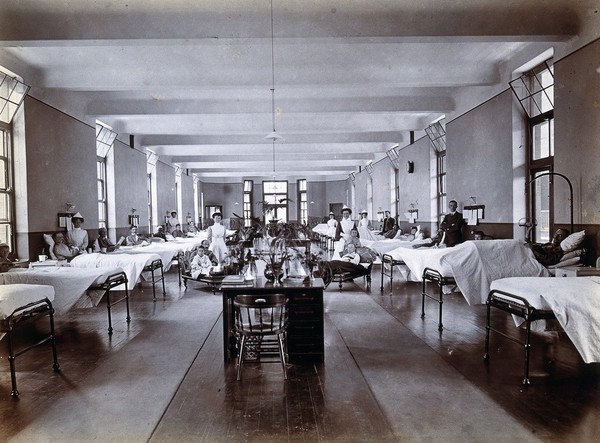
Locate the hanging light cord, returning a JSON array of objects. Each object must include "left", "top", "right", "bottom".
[
  {"left": 270, "top": 0, "right": 276, "bottom": 172},
  {"left": 270, "top": 0, "right": 276, "bottom": 133}
]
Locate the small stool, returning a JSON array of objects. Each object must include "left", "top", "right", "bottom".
[{"left": 0, "top": 284, "right": 60, "bottom": 398}]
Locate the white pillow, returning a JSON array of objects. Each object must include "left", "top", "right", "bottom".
[
  {"left": 560, "top": 248, "right": 583, "bottom": 262},
  {"left": 550, "top": 257, "right": 580, "bottom": 268},
  {"left": 560, "top": 230, "right": 585, "bottom": 253},
  {"left": 43, "top": 233, "right": 58, "bottom": 260}
]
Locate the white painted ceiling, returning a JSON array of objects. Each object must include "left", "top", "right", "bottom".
[{"left": 1, "top": 0, "right": 598, "bottom": 182}]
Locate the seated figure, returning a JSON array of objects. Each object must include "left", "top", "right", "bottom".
[
  {"left": 201, "top": 240, "right": 219, "bottom": 265},
  {"left": 329, "top": 243, "right": 364, "bottom": 274},
  {"left": 190, "top": 246, "right": 213, "bottom": 279},
  {"left": 93, "top": 227, "right": 122, "bottom": 252},
  {"left": 412, "top": 230, "right": 444, "bottom": 249},
  {"left": 154, "top": 226, "right": 168, "bottom": 241},
  {"left": 186, "top": 221, "right": 199, "bottom": 235},
  {"left": 527, "top": 228, "right": 569, "bottom": 267},
  {"left": 125, "top": 225, "right": 148, "bottom": 246},
  {"left": 0, "top": 243, "right": 14, "bottom": 272},
  {"left": 340, "top": 227, "right": 361, "bottom": 256},
  {"left": 172, "top": 224, "right": 185, "bottom": 238},
  {"left": 53, "top": 232, "right": 80, "bottom": 260}
]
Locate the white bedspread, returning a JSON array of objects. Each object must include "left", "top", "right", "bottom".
[
  {"left": 389, "top": 240, "right": 550, "bottom": 306},
  {"left": 371, "top": 238, "right": 431, "bottom": 257},
  {"left": 117, "top": 240, "right": 197, "bottom": 272},
  {"left": 71, "top": 252, "right": 160, "bottom": 290},
  {"left": 490, "top": 276, "right": 600, "bottom": 363},
  {"left": 0, "top": 267, "right": 120, "bottom": 315},
  {"left": 312, "top": 224, "right": 329, "bottom": 235}
]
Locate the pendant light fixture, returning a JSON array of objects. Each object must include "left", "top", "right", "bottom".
[{"left": 265, "top": 0, "right": 283, "bottom": 172}]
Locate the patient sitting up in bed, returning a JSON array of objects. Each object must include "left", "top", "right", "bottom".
[
  {"left": 125, "top": 225, "right": 149, "bottom": 246},
  {"left": 201, "top": 240, "right": 219, "bottom": 265},
  {"left": 93, "top": 227, "right": 123, "bottom": 253},
  {"left": 412, "top": 230, "right": 444, "bottom": 248},
  {"left": 190, "top": 246, "right": 213, "bottom": 279},
  {"left": 341, "top": 227, "right": 361, "bottom": 256},
  {"left": 53, "top": 232, "right": 81, "bottom": 261},
  {"left": 526, "top": 228, "right": 569, "bottom": 267},
  {"left": 329, "top": 243, "right": 365, "bottom": 274}
]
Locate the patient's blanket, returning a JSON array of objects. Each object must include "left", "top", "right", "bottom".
[
  {"left": 445, "top": 240, "right": 550, "bottom": 305},
  {"left": 391, "top": 239, "right": 550, "bottom": 305},
  {"left": 490, "top": 276, "right": 600, "bottom": 363}
]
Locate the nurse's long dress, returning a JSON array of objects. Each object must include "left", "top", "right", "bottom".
[{"left": 207, "top": 222, "right": 227, "bottom": 264}]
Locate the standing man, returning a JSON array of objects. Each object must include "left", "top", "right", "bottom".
[
  {"left": 440, "top": 200, "right": 466, "bottom": 247},
  {"left": 167, "top": 211, "right": 180, "bottom": 234}
]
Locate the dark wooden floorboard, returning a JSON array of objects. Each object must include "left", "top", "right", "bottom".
[{"left": 1, "top": 262, "right": 599, "bottom": 442}]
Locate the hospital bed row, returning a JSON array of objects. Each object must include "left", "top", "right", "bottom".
[
  {"left": 0, "top": 244, "right": 184, "bottom": 397},
  {"left": 375, "top": 235, "right": 599, "bottom": 384}
]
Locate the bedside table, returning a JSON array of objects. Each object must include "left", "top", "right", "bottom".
[{"left": 554, "top": 266, "right": 600, "bottom": 277}]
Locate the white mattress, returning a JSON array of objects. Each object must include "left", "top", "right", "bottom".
[
  {"left": 71, "top": 252, "right": 160, "bottom": 290},
  {"left": 490, "top": 276, "right": 600, "bottom": 363},
  {"left": 0, "top": 267, "right": 120, "bottom": 315},
  {"left": 0, "top": 284, "right": 55, "bottom": 320}
]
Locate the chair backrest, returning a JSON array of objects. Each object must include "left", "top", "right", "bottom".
[{"left": 234, "top": 294, "right": 288, "bottom": 335}]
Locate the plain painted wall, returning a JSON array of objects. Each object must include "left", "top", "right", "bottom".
[
  {"left": 554, "top": 38, "right": 600, "bottom": 226},
  {"left": 446, "top": 91, "right": 514, "bottom": 223},
  {"left": 23, "top": 97, "right": 97, "bottom": 232},
  {"left": 112, "top": 138, "right": 148, "bottom": 232}
]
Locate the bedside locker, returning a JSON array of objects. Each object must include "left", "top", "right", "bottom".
[{"left": 554, "top": 266, "right": 600, "bottom": 277}]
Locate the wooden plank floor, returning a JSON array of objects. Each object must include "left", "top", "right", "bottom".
[{"left": 1, "top": 264, "right": 599, "bottom": 442}]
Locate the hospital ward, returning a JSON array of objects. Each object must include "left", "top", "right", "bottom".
[{"left": 1, "top": 1, "right": 600, "bottom": 442}]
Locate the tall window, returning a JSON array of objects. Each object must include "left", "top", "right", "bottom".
[
  {"left": 298, "top": 179, "right": 307, "bottom": 224},
  {"left": 0, "top": 125, "right": 14, "bottom": 249},
  {"left": 147, "top": 173, "right": 153, "bottom": 229},
  {"left": 437, "top": 151, "right": 447, "bottom": 223},
  {"left": 262, "top": 180, "right": 288, "bottom": 223},
  {"left": 97, "top": 157, "right": 107, "bottom": 228},
  {"left": 519, "top": 63, "right": 554, "bottom": 243},
  {"left": 243, "top": 180, "right": 253, "bottom": 227}
]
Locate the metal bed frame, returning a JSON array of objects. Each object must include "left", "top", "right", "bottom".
[
  {"left": 421, "top": 267, "right": 456, "bottom": 331},
  {"left": 89, "top": 271, "right": 130, "bottom": 334},
  {"left": 380, "top": 253, "right": 405, "bottom": 290},
  {"left": 484, "top": 289, "right": 556, "bottom": 386},
  {"left": 1, "top": 297, "right": 59, "bottom": 398},
  {"left": 141, "top": 259, "right": 166, "bottom": 301}
]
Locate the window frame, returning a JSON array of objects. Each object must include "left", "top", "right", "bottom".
[
  {"left": 0, "top": 122, "right": 15, "bottom": 252},
  {"left": 262, "top": 180, "right": 288, "bottom": 223},
  {"left": 297, "top": 179, "right": 307, "bottom": 224}
]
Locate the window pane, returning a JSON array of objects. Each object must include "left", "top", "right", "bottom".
[
  {"left": 97, "top": 179, "right": 104, "bottom": 200},
  {"left": 0, "top": 192, "right": 10, "bottom": 221},
  {"left": 0, "top": 223, "right": 11, "bottom": 245},
  {"left": 533, "top": 173, "right": 550, "bottom": 243},
  {"left": 532, "top": 120, "right": 552, "bottom": 160},
  {"left": 0, "top": 158, "right": 6, "bottom": 189}
]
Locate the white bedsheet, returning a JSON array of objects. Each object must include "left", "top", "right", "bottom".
[
  {"left": 0, "top": 267, "right": 120, "bottom": 315},
  {"left": 368, "top": 238, "right": 431, "bottom": 256},
  {"left": 389, "top": 240, "right": 550, "bottom": 305},
  {"left": 71, "top": 252, "right": 160, "bottom": 290},
  {"left": 490, "top": 276, "right": 600, "bottom": 363},
  {"left": 117, "top": 239, "right": 199, "bottom": 272},
  {"left": 312, "top": 224, "right": 329, "bottom": 236}
]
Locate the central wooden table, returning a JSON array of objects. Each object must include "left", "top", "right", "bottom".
[{"left": 221, "top": 277, "right": 324, "bottom": 364}]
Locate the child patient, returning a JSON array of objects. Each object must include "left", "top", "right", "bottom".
[{"left": 190, "top": 246, "right": 213, "bottom": 279}]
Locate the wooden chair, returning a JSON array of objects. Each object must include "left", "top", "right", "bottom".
[{"left": 233, "top": 294, "right": 289, "bottom": 381}]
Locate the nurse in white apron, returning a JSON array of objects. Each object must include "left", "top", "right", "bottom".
[{"left": 207, "top": 211, "right": 228, "bottom": 264}]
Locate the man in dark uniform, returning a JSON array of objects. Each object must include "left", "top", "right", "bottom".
[{"left": 440, "top": 200, "right": 466, "bottom": 247}]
